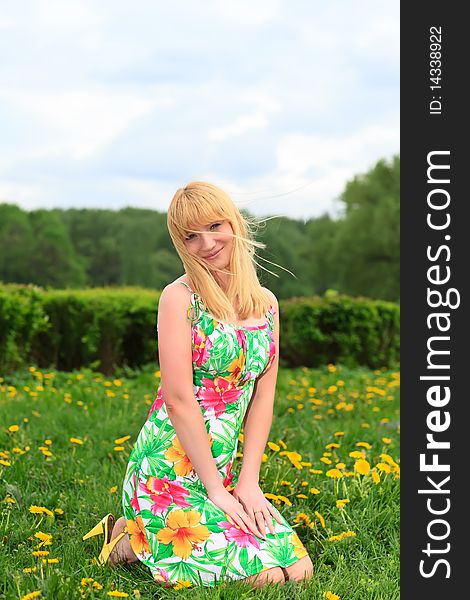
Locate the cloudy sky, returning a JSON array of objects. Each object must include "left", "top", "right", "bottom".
[{"left": 0, "top": 1, "right": 399, "bottom": 220}]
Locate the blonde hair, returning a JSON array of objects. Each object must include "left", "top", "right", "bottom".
[{"left": 167, "top": 181, "right": 272, "bottom": 322}]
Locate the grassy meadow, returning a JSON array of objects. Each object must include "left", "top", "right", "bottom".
[{"left": 0, "top": 363, "right": 400, "bottom": 600}]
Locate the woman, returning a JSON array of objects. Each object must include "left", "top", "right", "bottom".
[{"left": 82, "top": 182, "right": 314, "bottom": 588}]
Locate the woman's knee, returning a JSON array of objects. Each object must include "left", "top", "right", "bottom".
[
  {"left": 242, "top": 565, "right": 285, "bottom": 587},
  {"left": 285, "top": 554, "right": 314, "bottom": 582}
]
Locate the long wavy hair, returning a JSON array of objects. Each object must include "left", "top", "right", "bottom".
[{"left": 167, "top": 181, "right": 273, "bottom": 322}]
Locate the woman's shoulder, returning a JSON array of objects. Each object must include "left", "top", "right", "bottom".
[
  {"left": 159, "top": 277, "right": 194, "bottom": 307},
  {"left": 261, "top": 286, "right": 279, "bottom": 311}
]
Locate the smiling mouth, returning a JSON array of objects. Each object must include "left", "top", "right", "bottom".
[{"left": 204, "top": 247, "right": 222, "bottom": 259}]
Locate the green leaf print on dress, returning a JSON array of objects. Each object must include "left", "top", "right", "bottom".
[{"left": 121, "top": 283, "right": 308, "bottom": 587}]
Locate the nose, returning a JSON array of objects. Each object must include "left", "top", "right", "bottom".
[{"left": 200, "top": 233, "right": 216, "bottom": 251}]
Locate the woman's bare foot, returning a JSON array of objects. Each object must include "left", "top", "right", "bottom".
[{"left": 108, "top": 516, "right": 139, "bottom": 567}]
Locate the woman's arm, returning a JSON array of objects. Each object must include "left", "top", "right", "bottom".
[
  {"left": 158, "top": 284, "right": 227, "bottom": 494},
  {"left": 237, "top": 289, "right": 280, "bottom": 485}
]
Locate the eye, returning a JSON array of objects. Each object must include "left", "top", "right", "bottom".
[
  {"left": 210, "top": 222, "right": 222, "bottom": 230},
  {"left": 185, "top": 232, "right": 197, "bottom": 241}
]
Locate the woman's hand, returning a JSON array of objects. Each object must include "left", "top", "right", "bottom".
[
  {"left": 207, "top": 486, "right": 266, "bottom": 540},
  {"left": 231, "top": 479, "right": 283, "bottom": 537}
]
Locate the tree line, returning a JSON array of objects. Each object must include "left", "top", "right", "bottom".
[{"left": 0, "top": 155, "right": 399, "bottom": 302}]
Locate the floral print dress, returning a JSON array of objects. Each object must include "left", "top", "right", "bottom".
[{"left": 121, "top": 281, "right": 308, "bottom": 587}]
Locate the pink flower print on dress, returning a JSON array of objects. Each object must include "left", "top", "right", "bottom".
[
  {"left": 223, "top": 460, "right": 234, "bottom": 488},
  {"left": 235, "top": 329, "right": 247, "bottom": 352},
  {"left": 131, "top": 471, "right": 140, "bottom": 512},
  {"left": 192, "top": 326, "right": 213, "bottom": 367},
  {"left": 199, "top": 377, "right": 243, "bottom": 418},
  {"left": 139, "top": 475, "right": 191, "bottom": 515},
  {"left": 146, "top": 388, "right": 165, "bottom": 419},
  {"left": 217, "top": 517, "right": 261, "bottom": 549}
]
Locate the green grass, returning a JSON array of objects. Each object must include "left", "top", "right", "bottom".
[{"left": 0, "top": 363, "right": 400, "bottom": 600}]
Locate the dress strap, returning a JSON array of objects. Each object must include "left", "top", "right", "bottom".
[{"left": 179, "top": 280, "right": 205, "bottom": 324}]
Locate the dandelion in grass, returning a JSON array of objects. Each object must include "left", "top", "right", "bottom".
[
  {"left": 29, "top": 505, "right": 54, "bottom": 517},
  {"left": 34, "top": 532, "right": 52, "bottom": 547},
  {"left": 376, "top": 462, "right": 392, "bottom": 473},
  {"left": 371, "top": 469, "right": 381, "bottom": 484},
  {"left": 324, "top": 593, "right": 340, "bottom": 600},
  {"left": 328, "top": 530, "right": 356, "bottom": 542},
  {"left": 7, "top": 424, "right": 19, "bottom": 432},
  {"left": 109, "top": 486, "right": 118, "bottom": 494},
  {"left": 69, "top": 437, "right": 83, "bottom": 445},
  {"left": 107, "top": 592, "right": 129, "bottom": 598},
  {"left": 268, "top": 441, "right": 280, "bottom": 451},
  {"left": 174, "top": 581, "right": 192, "bottom": 590},
  {"left": 336, "top": 499, "right": 350, "bottom": 508},
  {"left": 382, "top": 437, "right": 392, "bottom": 445},
  {"left": 326, "top": 468, "right": 343, "bottom": 479},
  {"left": 21, "top": 591, "right": 41, "bottom": 600},
  {"left": 115, "top": 435, "right": 130, "bottom": 444},
  {"left": 315, "top": 511, "right": 326, "bottom": 528},
  {"left": 23, "top": 567, "right": 37, "bottom": 573},
  {"left": 32, "top": 550, "right": 49, "bottom": 557},
  {"left": 333, "top": 431, "right": 345, "bottom": 437},
  {"left": 354, "top": 459, "right": 371, "bottom": 475},
  {"left": 380, "top": 453, "right": 399, "bottom": 468},
  {"left": 356, "top": 442, "right": 372, "bottom": 449},
  {"left": 349, "top": 450, "right": 366, "bottom": 459}
]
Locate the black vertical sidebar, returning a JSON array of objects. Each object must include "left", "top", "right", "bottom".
[{"left": 401, "top": 3, "right": 467, "bottom": 598}]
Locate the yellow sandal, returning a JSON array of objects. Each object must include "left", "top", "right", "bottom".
[
  {"left": 99, "top": 526, "right": 129, "bottom": 566},
  {"left": 82, "top": 513, "right": 115, "bottom": 563}
]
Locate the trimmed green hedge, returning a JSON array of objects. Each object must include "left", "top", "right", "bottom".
[
  {"left": 0, "top": 284, "right": 399, "bottom": 374},
  {"left": 279, "top": 292, "right": 399, "bottom": 369}
]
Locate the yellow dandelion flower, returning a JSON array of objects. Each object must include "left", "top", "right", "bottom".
[
  {"left": 7, "top": 425, "right": 19, "bottom": 432},
  {"left": 54, "top": 508, "right": 64, "bottom": 515},
  {"left": 323, "top": 589, "right": 340, "bottom": 599},
  {"left": 114, "top": 435, "right": 131, "bottom": 445},
  {"left": 80, "top": 578, "right": 93, "bottom": 586},
  {"left": 294, "top": 513, "right": 311, "bottom": 525},
  {"left": 109, "top": 486, "right": 118, "bottom": 494},
  {"left": 69, "top": 438, "right": 83, "bottom": 445},
  {"left": 320, "top": 457, "right": 332, "bottom": 465},
  {"left": 371, "top": 469, "right": 381, "bottom": 484},
  {"left": 296, "top": 493, "right": 308, "bottom": 499},
  {"left": 327, "top": 364, "right": 337, "bottom": 372},
  {"left": 4, "top": 495, "right": 16, "bottom": 503},
  {"left": 107, "top": 592, "right": 129, "bottom": 598},
  {"left": 315, "top": 511, "right": 325, "bottom": 528},
  {"left": 349, "top": 450, "right": 365, "bottom": 459},
  {"left": 309, "top": 468, "right": 323, "bottom": 474},
  {"left": 333, "top": 431, "right": 345, "bottom": 437},
  {"left": 93, "top": 581, "right": 103, "bottom": 589},
  {"left": 23, "top": 567, "right": 37, "bottom": 573},
  {"left": 376, "top": 462, "right": 392, "bottom": 473},
  {"left": 354, "top": 459, "right": 371, "bottom": 475},
  {"left": 326, "top": 468, "right": 343, "bottom": 479},
  {"left": 114, "top": 446, "right": 124, "bottom": 452},
  {"left": 0, "top": 459, "right": 11, "bottom": 467},
  {"left": 173, "top": 581, "right": 192, "bottom": 590},
  {"left": 47, "top": 558, "right": 60, "bottom": 564},
  {"left": 335, "top": 462, "right": 346, "bottom": 469},
  {"left": 278, "top": 439, "right": 287, "bottom": 449},
  {"left": 380, "top": 453, "right": 399, "bottom": 468},
  {"left": 300, "top": 481, "right": 308, "bottom": 487},
  {"left": 356, "top": 441, "right": 372, "bottom": 449},
  {"left": 261, "top": 453, "right": 267, "bottom": 462},
  {"left": 310, "top": 488, "right": 321, "bottom": 495},
  {"left": 325, "top": 443, "right": 340, "bottom": 449},
  {"left": 277, "top": 495, "right": 292, "bottom": 506},
  {"left": 268, "top": 441, "right": 280, "bottom": 451},
  {"left": 336, "top": 499, "right": 350, "bottom": 508},
  {"left": 44, "top": 440, "right": 52, "bottom": 446},
  {"left": 21, "top": 591, "right": 41, "bottom": 600},
  {"left": 34, "top": 532, "right": 52, "bottom": 543},
  {"left": 32, "top": 550, "right": 49, "bottom": 557},
  {"left": 29, "top": 505, "right": 54, "bottom": 517},
  {"left": 382, "top": 437, "right": 392, "bottom": 444},
  {"left": 264, "top": 493, "right": 279, "bottom": 502}
]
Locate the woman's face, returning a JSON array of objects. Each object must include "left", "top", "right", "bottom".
[{"left": 183, "top": 219, "right": 234, "bottom": 270}]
